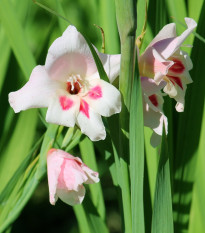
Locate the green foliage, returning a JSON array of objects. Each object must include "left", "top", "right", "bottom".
[{"left": 0, "top": 0, "right": 205, "bottom": 232}]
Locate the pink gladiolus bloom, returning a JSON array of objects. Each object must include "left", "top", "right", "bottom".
[
  {"left": 139, "top": 18, "right": 197, "bottom": 112},
  {"left": 9, "top": 26, "right": 121, "bottom": 141},
  {"left": 141, "top": 77, "right": 168, "bottom": 147},
  {"left": 47, "top": 149, "right": 99, "bottom": 206}
]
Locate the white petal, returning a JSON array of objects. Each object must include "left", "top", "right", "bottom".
[
  {"left": 47, "top": 149, "right": 64, "bottom": 205},
  {"left": 84, "top": 79, "right": 121, "bottom": 117},
  {"left": 46, "top": 93, "right": 80, "bottom": 127},
  {"left": 9, "top": 66, "right": 60, "bottom": 113},
  {"left": 163, "top": 80, "right": 178, "bottom": 97},
  {"left": 141, "top": 77, "right": 166, "bottom": 96},
  {"left": 175, "top": 102, "right": 184, "bottom": 112},
  {"left": 143, "top": 95, "right": 168, "bottom": 135},
  {"left": 56, "top": 185, "right": 85, "bottom": 206},
  {"left": 82, "top": 165, "right": 100, "bottom": 184},
  {"left": 180, "top": 50, "right": 193, "bottom": 71},
  {"left": 153, "top": 18, "right": 197, "bottom": 59},
  {"left": 98, "top": 53, "right": 121, "bottom": 83},
  {"left": 77, "top": 101, "right": 106, "bottom": 141},
  {"left": 45, "top": 26, "right": 98, "bottom": 81},
  {"left": 149, "top": 23, "right": 177, "bottom": 47}
]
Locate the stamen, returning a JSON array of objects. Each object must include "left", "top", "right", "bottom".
[{"left": 66, "top": 74, "right": 83, "bottom": 95}]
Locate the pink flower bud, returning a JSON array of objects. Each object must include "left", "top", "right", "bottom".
[{"left": 47, "top": 149, "right": 99, "bottom": 206}]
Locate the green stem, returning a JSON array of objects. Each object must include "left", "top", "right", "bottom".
[
  {"left": 79, "top": 137, "right": 106, "bottom": 220},
  {"left": 114, "top": 0, "right": 137, "bottom": 232}
]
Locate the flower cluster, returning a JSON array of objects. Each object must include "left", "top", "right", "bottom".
[
  {"left": 139, "top": 17, "right": 197, "bottom": 146},
  {"left": 8, "top": 26, "right": 121, "bottom": 205},
  {"left": 8, "top": 18, "right": 196, "bottom": 205}
]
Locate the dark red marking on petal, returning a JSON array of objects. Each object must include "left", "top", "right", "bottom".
[
  {"left": 169, "top": 59, "right": 185, "bottom": 74},
  {"left": 80, "top": 99, "right": 89, "bottom": 118},
  {"left": 88, "top": 86, "right": 102, "bottom": 99},
  {"left": 67, "top": 82, "right": 81, "bottom": 95},
  {"left": 59, "top": 96, "right": 73, "bottom": 110},
  {"left": 167, "top": 75, "right": 183, "bottom": 89},
  {"left": 149, "top": 94, "right": 158, "bottom": 107}
]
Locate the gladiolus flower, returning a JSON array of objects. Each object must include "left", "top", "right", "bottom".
[
  {"left": 139, "top": 18, "right": 197, "bottom": 112},
  {"left": 141, "top": 77, "right": 168, "bottom": 147},
  {"left": 9, "top": 26, "right": 121, "bottom": 141},
  {"left": 47, "top": 149, "right": 99, "bottom": 206}
]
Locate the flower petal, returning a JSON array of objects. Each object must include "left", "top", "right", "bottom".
[
  {"left": 47, "top": 149, "right": 64, "bottom": 205},
  {"left": 149, "top": 23, "right": 177, "bottom": 47},
  {"left": 153, "top": 18, "right": 197, "bottom": 59},
  {"left": 98, "top": 53, "right": 121, "bottom": 83},
  {"left": 141, "top": 77, "right": 166, "bottom": 96},
  {"left": 58, "top": 159, "right": 88, "bottom": 192},
  {"left": 77, "top": 102, "right": 106, "bottom": 141},
  {"left": 84, "top": 79, "right": 121, "bottom": 117},
  {"left": 82, "top": 165, "right": 100, "bottom": 184},
  {"left": 139, "top": 47, "right": 173, "bottom": 79},
  {"left": 56, "top": 185, "right": 85, "bottom": 206},
  {"left": 45, "top": 26, "right": 98, "bottom": 81},
  {"left": 46, "top": 93, "right": 80, "bottom": 127},
  {"left": 9, "top": 66, "right": 60, "bottom": 113}
]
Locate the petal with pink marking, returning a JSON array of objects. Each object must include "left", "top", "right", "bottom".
[
  {"left": 139, "top": 47, "right": 173, "bottom": 79},
  {"left": 8, "top": 66, "right": 61, "bottom": 113},
  {"left": 46, "top": 93, "right": 80, "bottom": 127},
  {"left": 47, "top": 149, "right": 64, "bottom": 205},
  {"left": 153, "top": 18, "right": 197, "bottom": 59},
  {"left": 45, "top": 26, "right": 98, "bottom": 81},
  {"left": 77, "top": 105, "right": 106, "bottom": 141},
  {"left": 84, "top": 79, "right": 121, "bottom": 117},
  {"left": 56, "top": 185, "right": 85, "bottom": 206}
]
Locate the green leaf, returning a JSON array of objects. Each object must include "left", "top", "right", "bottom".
[
  {"left": 0, "top": 0, "right": 36, "bottom": 79},
  {"left": 73, "top": 205, "right": 92, "bottom": 233},
  {"left": 83, "top": 196, "right": 109, "bottom": 233},
  {"left": 130, "top": 57, "right": 145, "bottom": 233},
  {"left": 151, "top": 131, "right": 174, "bottom": 233},
  {"left": 79, "top": 137, "right": 106, "bottom": 220},
  {"left": 174, "top": 2, "right": 205, "bottom": 231}
]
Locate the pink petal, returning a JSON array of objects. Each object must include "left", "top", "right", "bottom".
[
  {"left": 9, "top": 66, "right": 61, "bottom": 113},
  {"left": 77, "top": 106, "right": 106, "bottom": 141},
  {"left": 58, "top": 159, "right": 87, "bottom": 192},
  {"left": 47, "top": 149, "right": 64, "bottom": 205},
  {"left": 46, "top": 93, "right": 80, "bottom": 127},
  {"left": 139, "top": 47, "right": 173, "bottom": 79},
  {"left": 84, "top": 79, "right": 121, "bottom": 117},
  {"left": 45, "top": 26, "right": 99, "bottom": 81}
]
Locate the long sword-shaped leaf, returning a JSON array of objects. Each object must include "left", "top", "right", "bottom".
[
  {"left": 151, "top": 131, "right": 174, "bottom": 233},
  {"left": 188, "top": 101, "right": 205, "bottom": 233},
  {"left": 130, "top": 57, "right": 145, "bottom": 233},
  {"left": 0, "top": 0, "right": 36, "bottom": 78},
  {"left": 79, "top": 137, "right": 106, "bottom": 220}
]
